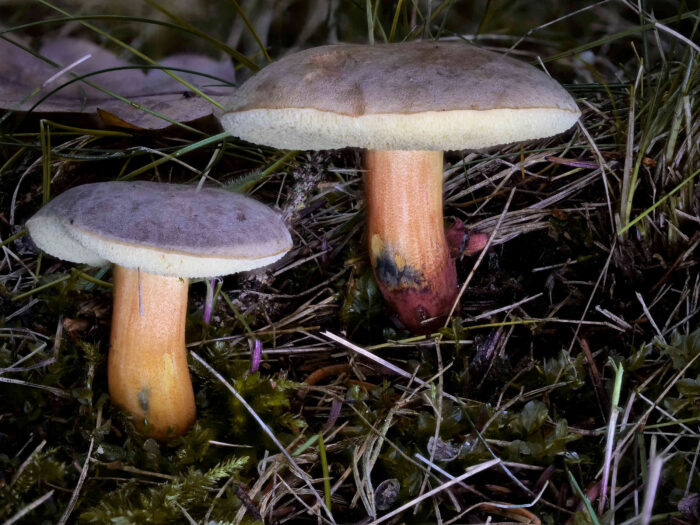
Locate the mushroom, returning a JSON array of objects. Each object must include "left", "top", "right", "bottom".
[
  {"left": 27, "top": 181, "right": 292, "bottom": 440},
  {"left": 221, "top": 41, "right": 580, "bottom": 333}
]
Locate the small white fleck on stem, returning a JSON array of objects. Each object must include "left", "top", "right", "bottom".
[{"left": 137, "top": 267, "right": 144, "bottom": 317}]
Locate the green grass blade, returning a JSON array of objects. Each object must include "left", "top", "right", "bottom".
[
  {"left": 617, "top": 167, "right": 700, "bottom": 236},
  {"left": 567, "top": 468, "right": 601, "bottom": 525},
  {"left": 225, "top": 0, "right": 271, "bottom": 62},
  {"left": 39, "top": 120, "right": 51, "bottom": 205},
  {"left": 388, "top": 0, "right": 403, "bottom": 42},
  {"left": 119, "top": 132, "right": 229, "bottom": 181},
  {"left": 318, "top": 432, "right": 332, "bottom": 512}
]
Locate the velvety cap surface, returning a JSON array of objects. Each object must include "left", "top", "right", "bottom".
[
  {"left": 222, "top": 41, "right": 580, "bottom": 151},
  {"left": 27, "top": 182, "right": 292, "bottom": 277}
]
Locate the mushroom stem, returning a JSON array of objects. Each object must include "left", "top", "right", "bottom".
[
  {"left": 108, "top": 265, "right": 195, "bottom": 440},
  {"left": 365, "top": 150, "right": 457, "bottom": 333}
]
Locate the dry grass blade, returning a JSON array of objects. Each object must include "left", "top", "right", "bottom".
[
  {"left": 57, "top": 408, "right": 102, "bottom": 525},
  {"left": 10, "top": 439, "right": 46, "bottom": 485},
  {"left": 4, "top": 490, "right": 55, "bottom": 525},
  {"left": 414, "top": 453, "right": 483, "bottom": 495},
  {"left": 598, "top": 360, "right": 623, "bottom": 514},
  {"left": 0, "top": 376, "right": 71, "bottom": 398},
  {"left": 639, "top": 440, "right": 667, "bottom": 525}
]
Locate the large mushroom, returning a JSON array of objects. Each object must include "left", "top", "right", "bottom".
[
  {"left": 27, "top": 181, "right": 292, "bottom": 440},
  {"left": 221, "top": 41, "right": 580, "bottom": 333}
]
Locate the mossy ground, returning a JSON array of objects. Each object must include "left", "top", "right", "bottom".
[{"left": 1, "top": 1, "right": 699, "bottom": 524}]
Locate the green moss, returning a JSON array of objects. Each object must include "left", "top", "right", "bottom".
[{"left": 79, "top": 456, "right": 247, "bottom": 523}]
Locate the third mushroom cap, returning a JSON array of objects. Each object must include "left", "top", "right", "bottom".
[{"left": 222, "top": 41, "right": 580, "bottom": 333}]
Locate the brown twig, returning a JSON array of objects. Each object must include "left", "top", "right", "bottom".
[
  {"left": 579, "top": 337, "right": 609, "bottom": 412},
  {"left": 299, "top": 363, "right": 352, "bottom": 399}
]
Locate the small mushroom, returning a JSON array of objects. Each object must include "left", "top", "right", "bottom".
[
  {"left": 27, "top": 181, "right": 291, "bottom": 440},
  {"left": 222, "top": 41, "right": 580, "bottom": 333}
]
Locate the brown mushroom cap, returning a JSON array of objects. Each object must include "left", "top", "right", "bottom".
[
  {"left": 27, "top": 181, "right": 292, "bottom": 278},
  {"left": 222, "top": 41, "right": 580, "bottom": 151}
]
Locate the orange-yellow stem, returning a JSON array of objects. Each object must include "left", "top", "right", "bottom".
[
  {"left": 108, "top": 265, "right": 195, "bottom": 440},
  {"left": 365, "top": 150, "right": 457, "bottom": 333}
]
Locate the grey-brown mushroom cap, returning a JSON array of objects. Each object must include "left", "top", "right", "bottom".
[
  {"left": 222, "top": 41, "right": 581, "bottom": 151},
  {"left": 26, "top": 181, "right": 293, "bottom": 278}
]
